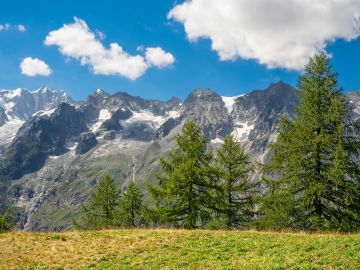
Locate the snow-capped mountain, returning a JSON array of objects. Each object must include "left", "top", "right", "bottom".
[
  {"left": 0, "top": 87, "right": 74, "bottom": 148},
  {"left": 0, "top": 81, "right": 358, "bottom": 231}
]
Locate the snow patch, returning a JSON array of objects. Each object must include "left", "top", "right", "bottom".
[
  {"left": 221, "top": 94, "right": 245, "bottom": 113},
  {"left": 232, "top": 121, "right": 254, "bottom": 141},
  {"left": 210, "top": 137, "right": 224, "bottom": 144},
  {"left": 66, "top": 141, "right": 78, "bottom": 151},
  {"left": 0, "top": 118, "right": 24, "bottom": 145},
  {"left": 91, "top": 109, "right": 112, "bottom": 132},
  {"left": 32, "top": 108, "right": 56, "bottom": 117},
  {"left": 99, "top": 109, "right": 111, "bottom": 120},
  {"left": 167, "top": 110, "right": 181, "bottom": 119},
  {"left": 4, "top": 101, "right": 15, "bottom": 112},
  {"left": 4, "top": 88, "right": 23, "bottom": 99},
  {"left": 124, "top": 110, "right": 167, "bottom": 129}
]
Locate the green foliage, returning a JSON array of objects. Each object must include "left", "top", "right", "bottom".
[
  {"left": 0, "top": 209, "right": 14, "bottom": 233},
  {"left": 262, "top": 54, "right": 360, "bottom": 231},
  {"left": 213, "top": 135, "right": 257, "bottom": 228},
  {"left": 149, "top": 121, "right": 214, "bottom": 229},
  {"left": 74, "top": 175, "right": 120, "bottom": 229},
  {"left": 116, "top": 182, "right": 145, "bottom": 227}
]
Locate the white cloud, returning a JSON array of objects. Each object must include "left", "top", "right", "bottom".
[
  {"left": 16, "top": 24, "right": 26, "bottom": 32},
  {"left": 20, "top": 57, "right": 52, "bottom": 77},
  {"left": 145, "top": 47, "right": 175, "bottom": 68},
  {"left": 168, "top": 0, "right": 360, "bottom": 70},
  {"left": 96, "top": 29, "right": 106, "bottom": 40},
  {"left": 44, "top": 17, "right": 175, "bottom": 80},
  {"left": 0, "top": 23, "right": 11, "bottom": 31},
  {"left": 0, "top": 23, "right": 26, "bottom": 32}
]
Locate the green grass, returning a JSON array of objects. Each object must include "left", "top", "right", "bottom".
[{"left": 1, "top": 229, "right": 359, "bottom": 269}]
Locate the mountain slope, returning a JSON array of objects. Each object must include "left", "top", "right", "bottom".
[{"left": 1, "top": 82, "right": 358, "bottom": 231}]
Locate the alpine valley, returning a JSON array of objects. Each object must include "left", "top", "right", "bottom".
[{"left": 1, "top": 82, "right": 359, "bottom": 231}]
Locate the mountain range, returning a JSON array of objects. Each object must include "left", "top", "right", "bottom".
[{"left": 0, "top": 82, "right": 359, "bottom": 231}]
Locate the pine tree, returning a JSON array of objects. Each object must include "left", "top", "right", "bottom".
[
  {"left": 74, "top": 175, "right": 120, "bottom": 229},
  {"left": 213, "top": 135, "right": 257, "bottom": 228},
  {"left": 116, "top": 182, "right": 144, "bottom": 227},
  {"left": 149, "top": 121, "right": 213, "bottom": 229},
  {"left": 262, "top": 54, "right": 360, "bottom": 231},
  {"left": 0, "top": 209, "right": 14, "bottom": 233}
]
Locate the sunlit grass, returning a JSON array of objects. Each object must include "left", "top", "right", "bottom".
[{"left": 1, "top": 229, "right": 359, "bottom": 269}]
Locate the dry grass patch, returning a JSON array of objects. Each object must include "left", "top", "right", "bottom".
[{"left": 0, "top": 229, "right": 359, "bottom": 269}]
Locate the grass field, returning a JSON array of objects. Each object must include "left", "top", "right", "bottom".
[{"left": 1, "top": 229, "right": 360, "bottom": 269}]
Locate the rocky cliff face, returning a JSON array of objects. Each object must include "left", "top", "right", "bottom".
[
  {"left": 347, "top": 90, "right": 360, "bottom": 119},
  {"left": 0, "top": 82, "right": 358, "bottom": 231},
  {"left": 0, "top": 103, "right": 87, "bottom": 179}
]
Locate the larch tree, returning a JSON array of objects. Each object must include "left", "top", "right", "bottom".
[
  {"left": 74, "top": 175, "right": 120, "bottom": 229},
  {"left": 149, "top": 121, "right": 214, "bottom": 229},
  {"left": 262, "top": 54, "right": 360, "bottom": 231},
  {"left": 213, "top": 135, "right": 257, "bottom": 228},
  {"left": 116, "top": 182, "right": 144, "bottom": 227}
]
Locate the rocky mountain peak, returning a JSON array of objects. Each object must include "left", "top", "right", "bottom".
[
  {"left": 168, "top": 96, "right": 182, "bottom": 105},
  {"left": 184, "top": 88, "right": 222, "bottom": 104},
  {"left": 92, "top": 88, "right": 110, "bottom": 98},
  {"left": 33, "top": 86, "right": 50, "bottom": 93}
]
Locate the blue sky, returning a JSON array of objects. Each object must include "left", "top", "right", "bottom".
[{"left": 0, "top": 0, "right": 360, "bottom": 101}]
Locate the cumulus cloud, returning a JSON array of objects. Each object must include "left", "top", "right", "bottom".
[
  {"left": 20, "top": 57, "right": 52, "bottom": 77},
  {"left": 96, "top": 29, "right": 106, "bottom": 40},
  {"left": 0, "top": 23, "right": 26, "bottom": 32},
  {"left": 44, "top": 17, "right": 175, "bottom": 80},
  {"left": 168, "top": 0, "right": 360, "bottom": 70},
  {"left": 145, "top": 47, "right": 175, "bottom": 68},
  {"left": 0, "top": 23, "right": 11, "bottom": 31},
  {"left": 16, "top": 24, "right": 26, "bottom": 32}
]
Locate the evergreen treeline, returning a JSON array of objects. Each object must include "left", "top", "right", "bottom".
[
  {"left": 73, "top": 176, "right": 151, "bottom": 229},
  {"left": 0, "top": 210, "right": 14, "bottom": 233},
  {"left": 74, "top": 54, "right": 360, "bottom": 232}
]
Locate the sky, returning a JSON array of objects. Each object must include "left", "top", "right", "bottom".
[{"left": 0, "top": 0, "right": 360, "bottom": 101}]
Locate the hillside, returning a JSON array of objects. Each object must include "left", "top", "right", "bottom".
[{"left": 1, "top": 229, "right": 359, "bottom": 269}]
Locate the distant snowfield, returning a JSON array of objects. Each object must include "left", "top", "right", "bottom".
[
  {"left": 91, "top": 109, "right": 112, "bottom": 132},
  {"left": 124, "top": 110, "right": 166, "bottom": 128},
  {"left": 221, "top": 95, "right": 245, "bottom": 113},
  {"left": 2, "top": 88, "right": 23, "bottom": 99},
  {"left": 124, "top": 109, "right": 179, "bottom": 129},
  {"left": 91, "top": 107, "right": 181, "bottom": 134},
  {"left": 232, "top": 121, "right": 254, "bottom": 141},
  {"left": 0, "top": 118, "right": 24, "bottom": 145},
  {"left": 210, "top": 121, "right": 254, "bottom": 144},
  {"left": 32, "top": 108, "right": 56, "bottom": 117}
]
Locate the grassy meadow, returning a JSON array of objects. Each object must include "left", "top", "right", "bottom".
[{"left": 1, "top": 229, "right": 360, "bottom": 269}]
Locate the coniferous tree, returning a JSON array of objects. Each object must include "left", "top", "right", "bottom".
[
  {"left": 262, "top": 54, "right": 360, "bottom": 231},
  {"left": 74, "top": 175, "right": 120, "bottom": 229},
  {"left": 213, "top": 135, "right": 257, "bottom": 228},
  {"left": 149, "top": 121, "right": 213, "bottom": 229},
  {"left": 0, "top": 209, "right": 14, "bottom": 233},
  {"left": 116, "top": 182, "right": 144, "bottom": 227}
]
